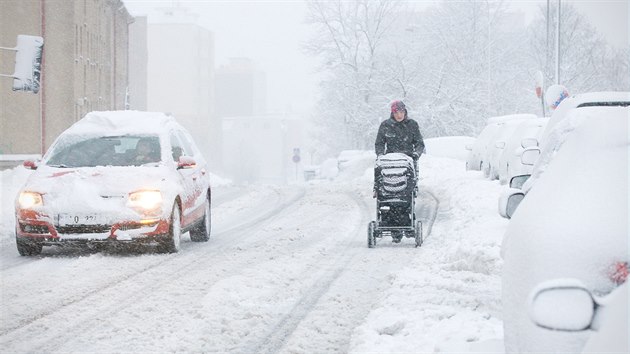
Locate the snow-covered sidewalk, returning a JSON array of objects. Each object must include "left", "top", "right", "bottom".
[{"left": 350, "top": 155, "right": 508, "bottom": 353}]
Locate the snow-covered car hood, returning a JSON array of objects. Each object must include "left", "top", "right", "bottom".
[{"left": 19, "top": 164, "right": 181, "bottom": 214}]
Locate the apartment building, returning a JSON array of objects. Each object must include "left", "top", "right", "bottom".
[{"left": 0, "top": 0, "right": 135, "bottom": 156}]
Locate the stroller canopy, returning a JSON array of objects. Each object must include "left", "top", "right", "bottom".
[
  {"left": 375, "top": 153, "right": 415, "bottom": 175},
  {"left": 375, "top": 153, "right": 416, "bottom": 195}
]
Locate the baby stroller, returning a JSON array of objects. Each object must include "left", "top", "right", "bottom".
[{"left": 368, "top": 153, "right": 423, "bottom": 248}]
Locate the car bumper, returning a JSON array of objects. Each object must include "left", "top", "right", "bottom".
[{"left": 16, "top": 209, "right": 170, "bottom": 244}]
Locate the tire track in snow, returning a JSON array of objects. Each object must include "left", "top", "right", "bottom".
[
  {"left": 242, "top": 190, "right": 372, "bottom": 354},
  {"left": 416, "top": 188, "right": 440, "bottom": 241},
  {"left": 261, "top": 187, "right": 440, "bottom": 353}
]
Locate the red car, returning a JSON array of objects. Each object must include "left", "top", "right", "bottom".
[{"left": 15, "top": 111, "right": 211, "bottom": 255}]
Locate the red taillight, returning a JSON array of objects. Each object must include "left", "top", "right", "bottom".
[{"left": 610, "top": 262, "right": 629, "bottom": 285}]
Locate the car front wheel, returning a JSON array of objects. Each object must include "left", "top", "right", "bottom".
[
  {"left": 158, "top": 204, "right": 182, "bottom": 253},
  {"left": 16, "top": 237, "right": 43, "bottom": 256}
]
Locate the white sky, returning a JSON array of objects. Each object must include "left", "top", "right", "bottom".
[{"left": 124, "top": 0, "right": 628, "bottom": 116}]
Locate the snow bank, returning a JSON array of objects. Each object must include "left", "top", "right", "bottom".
[
  {"left": 425, "top": 136, "right": 475, "bottom": 161},
  {"left": 208, "top": 172, "right": 232, "bottom": 187},
  {"left": 335, "top": 151, "right": 376, "bottom": 182},
  {"left": 350, "top": 155, "right": 508, "bottom": 352}
]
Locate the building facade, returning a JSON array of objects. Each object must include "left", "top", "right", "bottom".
[
  {"left": 0, "top": 0, "right": 134, "bottom": 156},
  {"left": 146, "top": 7, "right": 218, "bottom": 169},
  {"left": 128, "top": 16, "right": 148, "bottom": 111},
  {"left": 215, "top": 57, "right": 267, "bottom": 118}
]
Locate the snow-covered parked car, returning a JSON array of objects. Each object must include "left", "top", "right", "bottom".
[
  {"left": 424, "top": 136, "right": 475, "bottom": 161},
  {"left": 465, "top": 114, "right": 535, "bottom": 172},
  {"left": 529, "top": 279, "right": 628, "bottom": 353},
  {"left": 15, "top": 111, "right": 212, "bottom": 255},
  {"left": 485, "top": 117, "right": 531, "bottom": 180},
  {"left": 303, "top": 164, "right": 321, "bottom": 181},
  {"left": 497, "top": 117, "right": 548, "bottom": 184},
  {"left": 501, "top": 107, "right": 629, "bottom": 353}
]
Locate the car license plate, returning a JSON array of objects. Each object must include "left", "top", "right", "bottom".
[{"left": 58, "top": 213, "right": 105, "bottom": 226}]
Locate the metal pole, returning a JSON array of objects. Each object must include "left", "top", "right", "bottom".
[
  {"left": 546, "top": 0, "right": 549, "bottom": 76},
  {"left": 555, "top": 0, "right": 561, "bottom": 84}
]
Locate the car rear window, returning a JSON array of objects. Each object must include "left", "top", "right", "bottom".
[{"left": 577, "top": 101, "right": 630, "bottom": 108}]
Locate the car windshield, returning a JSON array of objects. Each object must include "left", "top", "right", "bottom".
[{"left": 46, "top": 135, "right": 161, "bottom": 167}]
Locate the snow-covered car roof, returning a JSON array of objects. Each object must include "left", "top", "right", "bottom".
[
  {"left": 523, "top": 106, "right": 628, "bottom": 193},
  {"left": 62, "top": 111, "right": 182, "bottom": 136},
  {"left": 541, "top": 91, "right": 630, "bottom": 143}
]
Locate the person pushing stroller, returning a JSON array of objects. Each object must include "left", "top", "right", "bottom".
[{"left": 368, "top": 100, "right": 425, "bottom": 247}]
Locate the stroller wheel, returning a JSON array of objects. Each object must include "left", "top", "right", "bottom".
[
  {"left": 415, "top": 221, "right": 423, "bottom": 247},
  {"left": 367, "top": 221, "right": 376, "bottom": 248}
]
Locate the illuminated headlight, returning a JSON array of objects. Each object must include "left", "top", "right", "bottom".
[
  {"left": 18, "top": 191, "right": 43, "bottom": 209},
  {"left": 127, "top": 190, "right": 163, "bottom": 212}
]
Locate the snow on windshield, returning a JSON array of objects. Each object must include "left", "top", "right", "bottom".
[{"left": 46, "top": 135, "right": 161, "bottom": 168}]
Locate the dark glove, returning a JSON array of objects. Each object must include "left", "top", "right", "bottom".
[{"left": 412, "top": 152, "right": 420, "bottom": 160}]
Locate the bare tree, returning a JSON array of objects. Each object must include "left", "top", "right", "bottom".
[
  {"left": 306, "top": 0, "right": 628, "bottom": 159},
  {"left": 528, "top": 3, "right": 628, "bottom": 93},
  {"left": 305, "top": 0, "right": 402, "bottom": 154}
]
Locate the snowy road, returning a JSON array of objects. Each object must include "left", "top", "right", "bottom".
[
  {"left": 1, "top": 154, "right": 507, "bottom": 353},
  {"left": 0, "top": 179, "right": 439, "bottom": 353}
]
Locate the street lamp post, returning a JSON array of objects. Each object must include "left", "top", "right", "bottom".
[{"left": 555, "top": 0, "right": 561, "bottom": 84}]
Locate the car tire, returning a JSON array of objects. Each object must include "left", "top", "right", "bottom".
[
  {"left": 482, "top": 162, "right": 491, "bottom": 178},
  {"left": 158, "top": 204, "right": 182, "bottom": 253},
  {"left": 190, "top": 197, "right": 211, "bottom": 242},
  {"left": 16, "top": 237, "right": 42, "bottom": 256}
]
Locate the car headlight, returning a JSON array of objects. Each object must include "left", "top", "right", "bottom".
[
  {"left": 127, "top": 190, "right": 163, "bottom": 212},
  {"left": 18, "top": 191, "right": 43, "bottom": 209}
]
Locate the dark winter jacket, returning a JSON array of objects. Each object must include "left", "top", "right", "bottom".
[{"left": 375, "top": 117, "right": 425, "bottom": 159}]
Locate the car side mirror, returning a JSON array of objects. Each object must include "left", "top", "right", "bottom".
[
  {"left": 23, "top": 160, "right": 38, "bottom": 170},
  {"left": 495, "top": 141, "right": 506, "bottom": 149},
  {"left": 529, "top": 279, "right": 595, "bottom": 332},
  {"left": 521, "top": 147, "right": 540, "bottom": 166},
  {"left": 509, "top": 174, "right": 530, "bottom": 189},
  {"left": 177, "top": 156, "right": 196, "bottom": 169},
  {"left": 498, "top": 188, "right": 525, "bottom": 219},
  {"left": 521, "top": 138, "right": 539, "bottom": 148}
]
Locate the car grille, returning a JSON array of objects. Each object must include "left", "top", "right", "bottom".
[
  {"left": 117, "top": 224, "right": 144, "bottom": 231},
  {"left": 56, "top": 225, "right": 111, "bottom": 234},
  {"left": 20, "top": 223, "right": 49, "bottom": 234}
]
